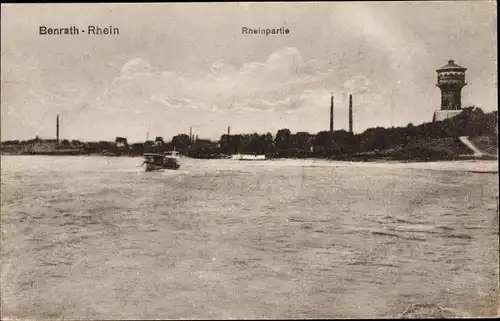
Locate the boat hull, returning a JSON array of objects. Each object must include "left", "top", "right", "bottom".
[
  {"left": 145, "top": 162, "right": 180, "bottom": 172},
  {"left": 143, "top": 152, "right": 181, "bottom": 172},
  {"left": 231, "top": 154, "right": 267, "bottom": 161}
]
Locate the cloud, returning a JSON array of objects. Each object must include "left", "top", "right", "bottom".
[
  {"left": 342, "top": 75, "right": 372, "bottom": 95},
  {"left": 15, "top": 47, "right": 382, "bottom": 140},
  {"left": 209, "top": 59, "right": 237, "bottom": 77},
  {"left": 120, "top": 58, "right": 159, "bottom": 77},
  {"left": 99, "top": 46, "right": 377, "bottom": 119}
]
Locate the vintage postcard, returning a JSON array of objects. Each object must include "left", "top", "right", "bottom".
[{"left": 1, "top": 2, "right": 498, "bottom": 319}]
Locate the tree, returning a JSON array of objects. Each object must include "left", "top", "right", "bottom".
[
  {"left": 219, "top": 134, "right": 231, "bottom": 154},
  {"left": 261, "top": 132, "right": 274, "bottom": 154},
  {"left": 130, "top": 143, "right": 144, "bottom": 156},
  {"left": 295, "top": 131, "right": 312, "bottom": 150},
  {"left": 71, "top": 140, "right": 83, "bottom": 146},
  {"left": 275, "top": 128, "right": 291, "bottom": 150},
  {"left": 240, "top": 134, "right": 251, "bottom": 153},
  {"left": 230, "top": 135, "right": 241, "bottom": 154},
  {"left": 249, "top": 133, "right": 264, "bottom": 154},
  {"left": 143, "top": 140, "right": 155, "bottom": 153},
  {"left": 172, "top": 134, "right": 191, "bottom": 149},
  {"left": 314, "top": 131, "right": 330, "bottom": 147}
]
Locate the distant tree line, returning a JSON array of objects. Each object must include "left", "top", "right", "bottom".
[
  {"left": 1, "top": 107, "right": 497, "bottom": 160},
  {"left": 214, "top": 106, "right": 497, "bottom": 159}
]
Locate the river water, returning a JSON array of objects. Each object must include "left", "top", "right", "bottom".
[{"left": 1, "top": 156, "right": 498, "bottom": 318}]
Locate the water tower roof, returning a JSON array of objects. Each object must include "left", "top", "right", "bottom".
[{"left": 436, "top": 59, "right": 467, "bottom": 72}]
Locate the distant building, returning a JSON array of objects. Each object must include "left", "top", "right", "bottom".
[
  {"left": 433, "top": 59, "right": 467, "bottom": 122},
  {"left": 144, "top": 140, "right": 155, "bottom": 149},
  {"left": 115, "top": 137, "right": 128, "bottom": 149},
  {"left": 30, "top": 141, "right": 58, "bottom": 153},
  {"left": 154, "top": 136, "right": 164, "bottom": 147},
  {"left": 22, "top": 138, "right": 58, "bottom": 153}
]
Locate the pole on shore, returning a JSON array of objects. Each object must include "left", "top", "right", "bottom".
[
  {"left": 349, "top": 94, "right": 353, "bottom": 134},
  {"left": 56, "top": 114, "right": 60, "bottom": 146},
  {"left": 330, "top": 95, "right": 334, "bottom": 132}
]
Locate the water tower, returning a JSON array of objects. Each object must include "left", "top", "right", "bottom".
[{"left": 433, "top": 59, "right": 467, "bottom": 121}]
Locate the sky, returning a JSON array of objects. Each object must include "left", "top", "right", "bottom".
[{"left": 1, "top": 2, "right": 497, "bottom": 143}]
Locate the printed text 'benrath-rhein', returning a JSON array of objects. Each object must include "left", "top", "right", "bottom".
[{"left": 39, "top": 25, "right": 120, "bottom": 35}]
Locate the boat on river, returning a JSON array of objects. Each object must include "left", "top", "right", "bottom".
[
  {"left": 143, "top": 151, "right": 180, "bottom": 171},
  {"left": 230, "top": 154, "right": 267, "bottom": 161}
]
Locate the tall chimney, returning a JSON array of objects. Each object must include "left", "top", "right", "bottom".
[
  {"left": 56, "top": 114, "right": 60, "bottom": 145},
  {"left": 189, "top": 126, "right": 192, "bottom": 144},
  {"left": 329, "top": 95, "right": 334, "bottom": 132},
  {"left": 227, "top": 126, "right": 231, "bottom": 136},
  {"left": 349, "top": 94, "right": 353, "bottom": 134}
]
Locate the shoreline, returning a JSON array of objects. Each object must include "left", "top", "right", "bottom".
[
  {"left": 1, "top": 152, "right": 497, "bottom": 162},
  {"left": 1, "top": 153, "right": 498, "bottom": 172}
]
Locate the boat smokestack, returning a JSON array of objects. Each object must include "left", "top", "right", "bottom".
[
  {"left": 330, "top": 95, "right": 334, "bottom": 132},
  {"left": 349, "top": 94, "right": 353, "bottom": 134},
  {"left": 56, "top": 114, "right": 60, "bottom": 145}
]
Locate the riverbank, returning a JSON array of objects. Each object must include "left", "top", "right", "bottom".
[
  {"left": 2, "top": 151, "right": 497, "bottom": 163},
  {"left": 2, "top": 131, "right": 497, "bottom": 162}
]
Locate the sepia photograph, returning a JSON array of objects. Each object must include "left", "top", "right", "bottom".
[{"left": 1, "top": 1, "right": 498, "bottom": 319}]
